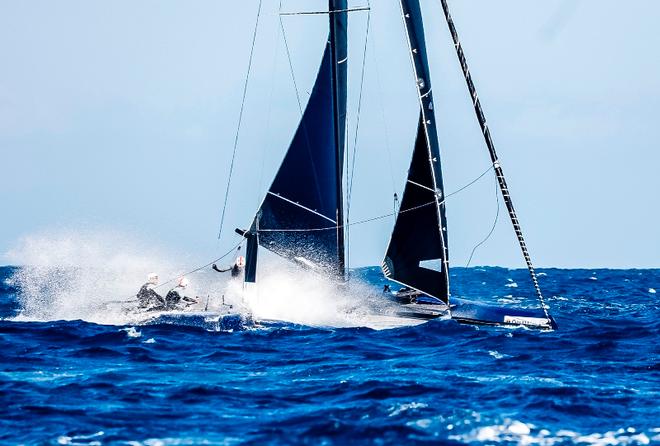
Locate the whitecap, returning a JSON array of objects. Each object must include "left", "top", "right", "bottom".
[
  {"left": 389, "top": 402, "right": 428, "bottom": 417},
  {"left": 57, "top": 431, "right": 104, "bottom": 445},
  {"left": 122, "top": 327, "right": 141, "bottom": 338},
  {"left": 632, "top": 433, "right": 651, "bottom": 445},
  {"left": 508, "top": 420, "right": 531, "bottom": 435},
  {"left": 556, "top": 429, "right": 579, "bottom": 437},
  {"left": 451, "top": 423, "right": 657, "bottom": 446},
  {"left": 488, "top": 350, "right": 506, "bottom": 359},
  {"left": 649, "top": 288, "right": 656, "bottom": 294},
  {"left": 409, "top": 418, "right": 432, "bottom": 429}
]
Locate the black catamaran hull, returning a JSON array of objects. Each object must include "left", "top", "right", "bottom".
[
  {"left": 386, "top": 291, "right": 556, "bottom": 330},
  {"left": 143, "top": 311, "right": 253, "bottom": 331},
  {"left": 450, "top": 298, "right": 557, "bottom": 330}
]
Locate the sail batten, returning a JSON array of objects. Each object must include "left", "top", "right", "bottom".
[{"left": 267, "top": 192, "right": 337, "bottom": 224}]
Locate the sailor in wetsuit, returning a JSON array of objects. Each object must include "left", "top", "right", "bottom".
[
  {"left": 212, "top": 255, "right": 245, "bottom": 278},
  {"left": 137, "top": 273, "right": 166, "bottom": 311},
  {"left": 164, "top": 277, "right": 197, "bottom": 310}
]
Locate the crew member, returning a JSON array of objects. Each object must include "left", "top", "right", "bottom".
[
  {"left": 212, "top": 254, "right": 246, "bottom": 278},
  {"left": 137, "top": 273, "right": 165, "bottom": 310},
  {"left": 164, "top": 277, "right": 197, "bottom": 310}
]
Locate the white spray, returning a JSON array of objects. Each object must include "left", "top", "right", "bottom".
[
  {"left": 5, "top": 229, "right": 420, "bottom": 329},
  {"left": 5, "top": 229, "right": 187, "bottom": 325}
]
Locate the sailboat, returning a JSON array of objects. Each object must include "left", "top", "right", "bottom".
[{"left": 228, "top": 0, "right": 556, "bottom": 330}]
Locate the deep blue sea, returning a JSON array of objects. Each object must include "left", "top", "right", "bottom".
[{"left": 1, "top": 265, "right": 658, "bottom": 445}]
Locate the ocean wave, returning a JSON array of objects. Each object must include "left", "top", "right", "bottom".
[{"left": 1, "top": 266, "right": 659, "bottom": 444}]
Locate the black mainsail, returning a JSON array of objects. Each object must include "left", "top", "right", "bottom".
[
  {"left": 382, "top": 0, "right": 450, "bottom": 303},
  {"left": 242, "top": 1, "right": 348, "bottom": 280}
]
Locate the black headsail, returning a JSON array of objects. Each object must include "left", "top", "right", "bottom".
[
  {"left": 382, "top": 0, "right": 450, "bottom": 303},
  {"left": 242, "top": 1, "right": 348, "bottom": 281}
]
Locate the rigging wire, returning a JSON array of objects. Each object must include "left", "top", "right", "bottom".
[
  {"left": 217, "top": 0, "right": 264, "bottom": 240},
  {"left": 436, "top": 0, "right": 551, "bottom": 321},
  {"left": 280, "top": 0, "right": 328, "bottom": 213},
  {"left": 118, "top": 239, "right": 245, "bottom": 303},
  {"left": 346, "top": 6, "right": 371, "bottom": 273},
  {"left": 255, "top": 12, "right": 282, "bottom": 210},
  {"left": 258, "top": 162, "right": 494, "bottom": 233},
  {"left": 256, "top": 200, "right": 434, "bottom": 233},
  {"left": 347, "top": 12, "right": 371, "bottom": 208},
  {"left": 279, "top": 1, "right": 333, "bottom": 225},
  {"left": 446, "top": 162, "right": 495, "bottom": 197},
  {"left": 279, "top": 7, "right": 305, "bottom": 116},
  {"left": 128, "top": 160, "right": 493, "bottom": 302},
  {"left": 154, "top": 239, "right": 245, "bottom": 291},
  {"left": 279, "top": 6, "right": 370, "bottom": 16},
  {"left": 369, "top": 7, "right": 397, "bottom": 199}
]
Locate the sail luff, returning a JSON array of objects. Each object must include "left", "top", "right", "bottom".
[{"left": 439, "top": 0, "right": 550, "bottom": 320}]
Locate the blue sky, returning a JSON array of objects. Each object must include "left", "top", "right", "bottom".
[{"left": 1, "top": 0, "right": 658, "bottom": 268}]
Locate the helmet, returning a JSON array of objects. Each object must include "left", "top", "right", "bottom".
[
  {"left": 147, "top": 273, "right": 159, "bottom": 285},
  {"left": 177, "top": 277, "right": 190, "bottom": 288}
]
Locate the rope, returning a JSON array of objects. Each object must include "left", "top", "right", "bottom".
[
  {"left": 279, "top": 6, "right": 370, "bottom": 16},
  {"left": 465, "top": 175, "right": 500, "bottom": 268},
  {"left": 447, "top": 163, "right": 494, "bottom": 198},
  {"left": 154, "top": 240, "right": 245, "bottom": 291},
  {"left": 257, "top": 162, "right": 494, "bottom": 233},
  {"left": 370, "top": 10, "right": 397, "bottom": 198},
  {"left": 255, "top": 201, "right": 434, "bottom": 233},
  {"left": 280, "top": 9, "right": 305, "bottom": 115},
  {"left": 217, "top": 0, "right": 263, "bottom": 240},
  {"left": 279, "top": 3, "right": 327, "bottom": 218},
  {"left": 116, "top": 239, "right": 245, "bottom": 304},
  {"left": 256, "top": 14, "right": 282, "bottom": 210},
  {"left": 346, "top": 7, "right": 371, "bottom": 272}
]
